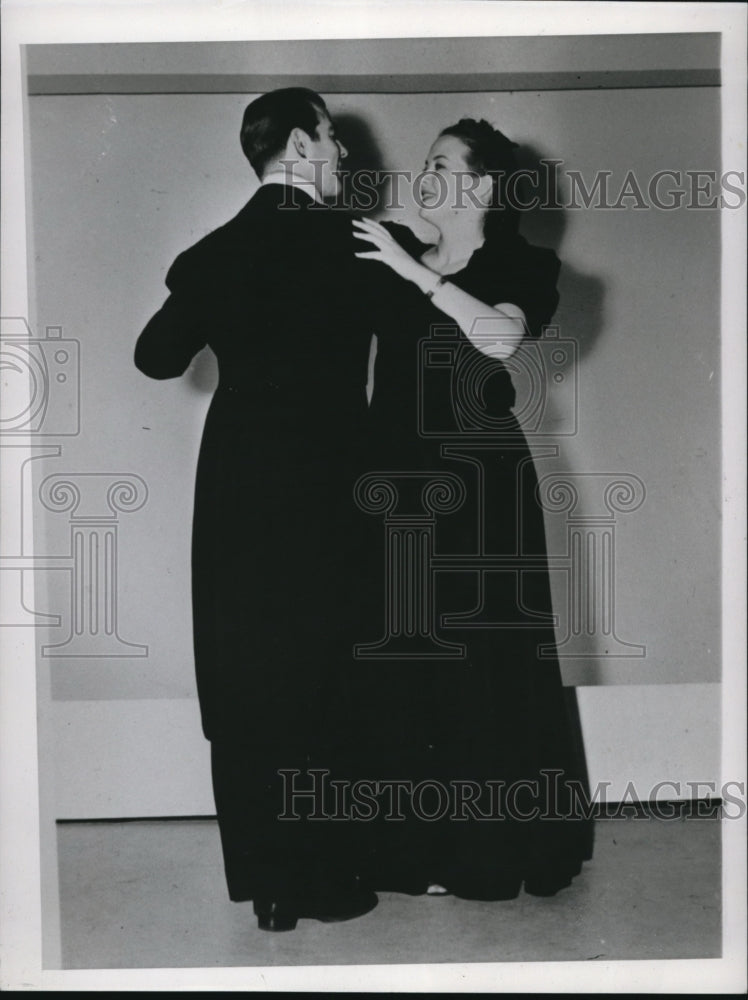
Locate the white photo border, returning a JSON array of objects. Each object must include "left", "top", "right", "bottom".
[{"left": 1, "top": 0, "right": 745, "bottom": 992}]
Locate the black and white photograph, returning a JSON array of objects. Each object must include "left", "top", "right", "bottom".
[{"left": 0, "top": 0, "right": 746, "bottom": 992}]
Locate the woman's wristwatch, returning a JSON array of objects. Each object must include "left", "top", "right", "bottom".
[{"left": 425, "top": 275, "right": 446, "bottom": 299}]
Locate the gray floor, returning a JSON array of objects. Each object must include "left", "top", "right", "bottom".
[{"left": 55, "top": 815, "right": 720, "bottom": 969}]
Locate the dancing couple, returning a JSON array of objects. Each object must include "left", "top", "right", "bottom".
[{"left": 135, "top": 87, "right": 590, "bottom": 933}]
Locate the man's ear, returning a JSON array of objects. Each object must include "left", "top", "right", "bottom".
[{"left": 289, "top": 126, "right": 313, "bottom": 160}]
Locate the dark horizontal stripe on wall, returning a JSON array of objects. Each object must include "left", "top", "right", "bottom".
[
  {"left": 28, "top": 68, "right": 720, "bottom": 97},
  {"left": 56, "top": 801, "right": 724, "bottom": 823},
  {"left": 57, "top": 815, "right": 218, "bottom": 824}
]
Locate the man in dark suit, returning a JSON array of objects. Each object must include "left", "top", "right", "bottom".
[{"left": 135, "top": 88, "right": 377, "bottom": 932}]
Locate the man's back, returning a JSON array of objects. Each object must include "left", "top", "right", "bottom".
[
  {"left": 136, "top": 182, "right": 375, "bottom": 743},
  {"left": 136, "top": 184, "right": 372, "bottom": 428}
]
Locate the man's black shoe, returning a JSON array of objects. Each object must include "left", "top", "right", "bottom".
[{"left": 253, "top": 887, "right": 378, "bottom": 932}]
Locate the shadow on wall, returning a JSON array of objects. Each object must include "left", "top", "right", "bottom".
[
  {"left": 513, "top": 144, "right": 613, "bottom": 687},
  {"left": 334, "top": 112, "right": 389, "bottom": 216},
  {"left": 517, "top": 143, "right": 606, "bottom": 366}
]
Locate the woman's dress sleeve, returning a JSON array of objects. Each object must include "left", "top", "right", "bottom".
[{"left": 465, "top": 236, "right": 561, "bottom": 338}]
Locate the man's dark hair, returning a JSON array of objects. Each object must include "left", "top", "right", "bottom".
[{"left": 240, "top": 88, "right": 327, "bottom": 178}]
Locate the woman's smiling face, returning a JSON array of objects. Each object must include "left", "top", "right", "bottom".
[{"left": 418, "top": 133, "right": 488, "bottom": 218}]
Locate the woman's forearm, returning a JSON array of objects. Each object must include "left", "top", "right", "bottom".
[{"left": 409, "top": 261, "right": 526, "bottom": 360}]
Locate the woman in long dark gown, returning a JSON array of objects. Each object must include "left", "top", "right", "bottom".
[{"left": 351, "top": 119, "right": 592, "bottom": 900}]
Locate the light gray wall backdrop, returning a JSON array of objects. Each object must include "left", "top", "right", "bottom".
[{"left": 24, "top": 35, "right": 722, "bottom": 819}]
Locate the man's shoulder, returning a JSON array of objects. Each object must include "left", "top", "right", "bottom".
[
  {"left": 163, "top": 186, "right": 358, "bottom": 289},
  {"left": 163, "top": 194, "right": 267, "bottom": 289}
]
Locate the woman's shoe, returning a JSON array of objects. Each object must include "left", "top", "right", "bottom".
[{"left": 425, "top": 883, "right": 451, "bottom": 896}]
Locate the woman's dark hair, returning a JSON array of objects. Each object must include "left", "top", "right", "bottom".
[
  {"left": 240, "top": 88, "right": 327, "bottom": 178},
  {"left": 439, "top": 118, "right": 520, "bottom": 242}
]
